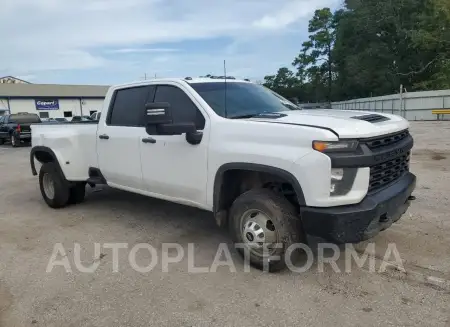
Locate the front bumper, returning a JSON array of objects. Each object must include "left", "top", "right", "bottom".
[{"left": 300, "top": 172, "right": 416, "bottom": 243}]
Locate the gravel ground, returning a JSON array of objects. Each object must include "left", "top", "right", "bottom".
[{"left": 0, "top": 121, "right": 449, "bottom": 327}]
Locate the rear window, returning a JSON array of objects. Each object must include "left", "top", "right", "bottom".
[{"left": 9, "top": 114, "right": 41, "bottom": 124}]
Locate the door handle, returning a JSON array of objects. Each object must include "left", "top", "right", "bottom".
[
  {"left": 99, "top": 134, "right": 109, "bottom": 140},
  {"left": 142, "top": 137, "right": 156, "bottom": 144}
]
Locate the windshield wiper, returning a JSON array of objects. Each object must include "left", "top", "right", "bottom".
[
  {"left": 230, "top": 112, "right": 287, "bottom": 119},
  {"left": 230, "top": 114, "right": 260, "bottom": 119}
]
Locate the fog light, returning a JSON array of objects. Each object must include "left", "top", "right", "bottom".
[
  {"left": 330, "top": 182, "right": 336, "bottom": 193},
  {"left": 331, "top": 168, "right": 344, "bottom": 181},
  {"left": 330, "top": 168, "right": 357, "bottom": 196}
]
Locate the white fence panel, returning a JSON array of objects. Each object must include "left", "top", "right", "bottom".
[{"left": 331, "top": 89, "right": 450, "bottom": 121}]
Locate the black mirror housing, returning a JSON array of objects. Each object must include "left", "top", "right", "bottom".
[
  {"left": 145, "top": 102, "right": 172, "bottom": 124},
  {"left": 155, "top": 122, "right": 196, "bottom": 135},
  {"left": 144, "top": 102, "right": 198, "bottom": 136}
]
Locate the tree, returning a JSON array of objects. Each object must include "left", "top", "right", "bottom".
[
  {"left": 264, "top": 1, "right": 450, "bottom": 102},
  {"left": 263, "top": 67, "right": 298, "bottom": 89},
  {"left": 332, "top": 0, "right": 450, "bottom": 98},
  {"left": 292, "top": 8, "right": 338, "bottom": 101},
  {"left": 410, "top": 0, "right": 450, "bottom": 89},
  {"left": 263, "top": 67, "right": 305, "bottom": 102}
]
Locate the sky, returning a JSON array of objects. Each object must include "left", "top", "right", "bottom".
[{"left": 0, "top": 0, "right": 340, "bottom": 85}]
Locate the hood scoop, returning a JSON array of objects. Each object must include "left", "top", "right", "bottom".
[{"left": 351, "top": 114, "right": 390, "bottom": 123}]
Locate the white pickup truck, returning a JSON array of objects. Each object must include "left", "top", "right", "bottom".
[{"left": 30, "top": 77, "right": 416, "bottom": 271}]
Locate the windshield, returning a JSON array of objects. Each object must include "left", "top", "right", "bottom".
[
  {"left": 9, "top": 114, "right": 41, "bottom": 124},
  {"left": 190, "top": 82, "right": 299, "bottom": 118}
]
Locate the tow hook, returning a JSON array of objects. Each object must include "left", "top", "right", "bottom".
[{"left": 408, "top": 195, "right": 416, "bottom": 201}]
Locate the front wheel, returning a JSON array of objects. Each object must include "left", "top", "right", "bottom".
[
  {"left": 39, "top": 162, "right": 70, "bottom": 208},
  {"left": 229, "top": 188, "right": 305, "bottom": 272}
]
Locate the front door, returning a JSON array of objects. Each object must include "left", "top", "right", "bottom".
[
  {"left": 97, "top": 85, "right": 154, "bottom": 191},
  {"left": 140, "top": 83, "right": 209, "bottom": 206}
]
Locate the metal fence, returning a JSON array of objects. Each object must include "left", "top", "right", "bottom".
[{"left": 331, "top": 89, "right": 450, "bottom": 121}]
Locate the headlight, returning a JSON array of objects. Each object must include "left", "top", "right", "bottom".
[
  {"left": 312, "top": 140, "right": 358, "bottom": 153},
  {"left": 330, "top": 168, "right": 357, "bottom": 196}
]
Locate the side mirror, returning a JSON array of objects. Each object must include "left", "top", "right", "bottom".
[
  {"left": 156, "top": 122, "right": 196, "bottom": 135},
  {"left": 145, "top": 102, "right": 196, "bottom": 136},
  {"left": 145, "top": 102, "right": 172, "bottom": 124}
]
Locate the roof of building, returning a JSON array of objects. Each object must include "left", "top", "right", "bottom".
[
  {"left": 0, "top": 83, "right": 110, "bottom": 98},
  {"left": 0, "top": 76, "right": 32, "bottom": 84},
  {"left": 0, "top": 76, "right": 252, "bottom": 98}
]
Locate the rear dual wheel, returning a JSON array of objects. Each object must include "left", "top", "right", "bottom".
[
  {"left": 10, "top": 134, "right": 19, "bottom": 147},
  {"left": 39, "top": 162, "right": 86, "bottom": 208},
  {"left": 68, "top": 182, "right": 86, "bottom": 204}
]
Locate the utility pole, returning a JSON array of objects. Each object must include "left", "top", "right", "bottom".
[{"left": 399, "top": 84, "right": 404, "bottom": 117}]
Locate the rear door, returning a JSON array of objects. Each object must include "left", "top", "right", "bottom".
[{"left": 96, "top": 85, "right": 155, "bottom": 191}]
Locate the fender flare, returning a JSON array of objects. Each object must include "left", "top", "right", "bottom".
[
  {"left": 30, "top": 146, "right": 66, "bottom": 181},
  {"left": 213, "top": 162, "right": 306, "bottom": 214}
]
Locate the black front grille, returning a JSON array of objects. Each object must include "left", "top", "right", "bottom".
[
  {"left": 365, "top": 130, "right": 409, "bottom": 149},
  {"left": 369, "top": 151, "right": 410, "bottom": 192}
]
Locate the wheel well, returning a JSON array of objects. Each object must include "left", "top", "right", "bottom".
[
  {"left": 215, "top": 169, "right": 301, "bottom": 216},
  {"left": 30, "top": 147, "right": 62, "bottom": 177},
  {"left": 34, "top": 150, "right": 54, "bottom": 163}
]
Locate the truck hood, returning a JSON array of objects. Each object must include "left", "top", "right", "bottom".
[{"left": 249, "top": 109, "right": 409, "bottom": 138}]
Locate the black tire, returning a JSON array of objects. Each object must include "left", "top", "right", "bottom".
[
  {"left": 0, "top": 138, "right": 4, "bottom": 145},
  {"left": 229, "top": 188, "right": 305, "bottom": 272},
  {"left": 39, "top": 162, "right": 70, "bottom": 208},
  {"left": 10, "top": 133, "right": 19, "bottom": 147},
  {"left": 68, "top": 182, "right": 86, "bottom": 204}
]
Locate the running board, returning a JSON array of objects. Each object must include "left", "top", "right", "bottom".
[{"left": 88, "top": 167, "right": 107, "bottom": 185}]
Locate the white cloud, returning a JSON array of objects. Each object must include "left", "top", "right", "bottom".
[
  {"left": 253, "top": 0, "right": 334, "bottom": 29},
  {"left": 108, "top": 48, "right": 180, "bottom": 54},
  {"left": 0, "top": 0, "right": 340, "bottom": 81}
]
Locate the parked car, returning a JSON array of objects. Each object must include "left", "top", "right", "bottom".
[
  {"left": 71, "top": 116, "right": 92, "bottom": 122},
  {"left": 30, "top": 77, "right": 416, "bottom": 271},
  {"left": 42, "top": 118, "right": 69, "bottom": 124},
  {"left": 90, "top": 112, "right": 101, "bottom": 121},
  {"left": 53, "top": 118, "right": 69, "bottom": 122},
  {"left": 0, "top": 112, "right": 41, "bottom": 147}
]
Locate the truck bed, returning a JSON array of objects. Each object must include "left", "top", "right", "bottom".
[
  {"left": 31, "top": 123, "right": 98, "bottom": 181},
  {"left": 39, "top": 121, "right": 98, "bottom": 125}
]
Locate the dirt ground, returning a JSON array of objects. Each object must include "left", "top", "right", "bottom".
[{"left": 0, "top": 121, "right": 449, "bottom": 327}]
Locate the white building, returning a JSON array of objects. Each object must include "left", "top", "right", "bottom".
[{"left": 0, "top": 78, "right": 109, "bottom": 119}]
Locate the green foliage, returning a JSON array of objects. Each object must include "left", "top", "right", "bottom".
[
  {"left": 292, "top": 8, "right": 337, "bottom": 101},
  {"left": 263, "top": 67, "right": 298, "bottom": 89},
  {"left": 264, "top": 0, "right": 450, "bottom": 102}
]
